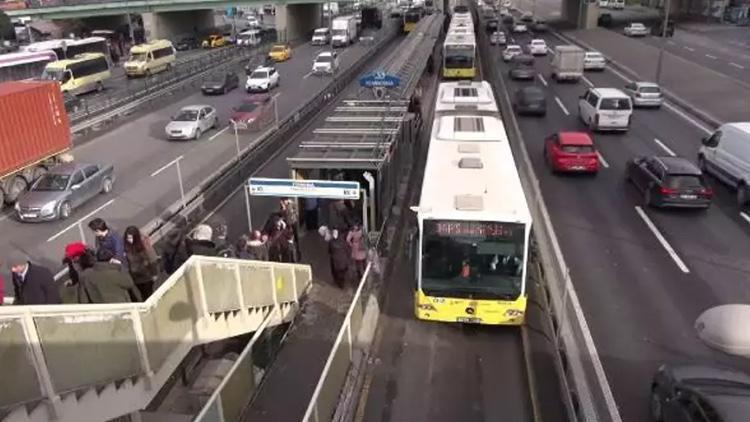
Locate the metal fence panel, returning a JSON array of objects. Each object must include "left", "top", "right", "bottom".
[
  {"left": 35, "top": 312, "right": 141, "bottom": 393},
  {"left": 0, "top": 318, "right": 42, "bottom": 407},
  {"left": 218, "top": 349, "right": 258, "bottom": 422}
]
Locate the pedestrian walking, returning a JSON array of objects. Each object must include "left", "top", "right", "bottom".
[
  {"left": 162, "top": 225, "right": 190, "bottom": 275},
  {"left": 328, "top": 199, "right": 354, "bottom": 233},
  {"left": 246, "top": 231, "right": 269, "bottom": 261},
  {"left": 78, "top": 249, "right": 142, "bottom": 303},
  {"left": 347, "top": 223, "right": 368, "bottom": 280},
  {"left": 328, "top": 230, "right": 352, "bottom": 288},
  {"left": 303, "top": 198, "right": 319, "bottom": 231},
  {"left": 268, "top": 219, "right": 295, "bottom": 262},
  {"left": 124, "top": 226, "right": 160, "bottom": 300},
  {"left": 63, "top": 241, "right": 87, "bottom": 287},
  {"left": 280, "top": 198, "right": 301, "bottom": 259},
  {"left": 88, "top": 218, "right": 127, "bottom": 270},
  {"left": 187, "top": 224, "right": 219, "bottom": 257},
  {"left": 8, "top": 252, "right": 62, "bottom": 305}
]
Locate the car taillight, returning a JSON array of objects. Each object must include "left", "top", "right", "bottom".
[
  {"left": 635, "top": 92, "right": 642, "bottom": 98},
  {"left": 660, "top": 187, "right": 678, "bottom": 195},
  {"left": 700, "top": 187, "right": 714, "bottom": 197}
]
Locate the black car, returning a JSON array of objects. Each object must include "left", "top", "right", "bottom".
[
  {"left": 175, "top": 36, "right": 199, "bottom": 51},
  {"left": 531, "top": 19, "right": 548, "bottom": 32},
  {"left": 486, "top": 19, "right": 499, "bottom": 33},
  {"left": 201, "top": 71, "right": 240, "bottom": 95},
  {"left": 521, "top": 12, "right": 534, "bottom": 23},
  {"left": 651, "top": 364, "right": 750, "bottom": 422},
  {"left": 598, "top": 13, "right": 613, "bottom": 28},
  {"left": 63, "top": 91, "right": 82, "bottom": 114},
  {"left": 509, "top": 54, "right": 536, "bottom": 80},
  {"left": 502, "top": 15, "right": 514, "bottom": 25},
  {"left": 626, "top": 156, "right": 713, "bottom": 208},
  {"left": 514, "top": 87, "right": 546, "bottom": 116}
]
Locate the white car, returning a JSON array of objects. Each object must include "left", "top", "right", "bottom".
[
  {"left": 584, "top": 51, "right": 606, "bottom": 70},
  {"left": 165, "top": 105, "right": 218, "bottom": 140},
  {"left": 578, "top": 88, "right": 633, "bottom": 131},
  {"left": 624, "top": 23, "right": 649, "bottom": 37},
  {"left": 246, "top": 66, "right": 280, "bottom": 92},
  {"left": 512, "top": 23, "right": 528, "bottom": 33},
  {"left": 312, "top": 51, "right": 340, "bottom": 75},
  {"left": 598, "top": 0, "right": 609, "bottom": 7},
  {"left": 503, "top": 45, "right": 523, "bottom": 62},
  {"left": 247, "top": 17, "right": 260, "bottom": 27},
  {"left": 528, "top": 39, "right": 547, "bottom": 55},
  {"left": 623, "top": 81, "right": 663, "bottom": 107}
]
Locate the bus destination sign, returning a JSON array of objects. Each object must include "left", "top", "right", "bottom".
[{"left": 427, "top": 220, "right": 524, "bottom": 240}]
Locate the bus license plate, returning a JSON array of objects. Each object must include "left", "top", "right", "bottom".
[{"left": 457, "top": 317, "right": 481, "bottom": 324}]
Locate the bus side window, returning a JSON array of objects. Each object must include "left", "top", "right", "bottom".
[{"left": 63, "top": 70, "right": 72, "bottom": 83}]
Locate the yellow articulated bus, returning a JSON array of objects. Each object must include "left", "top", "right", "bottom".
[
  {"left": 443, "top": 33, "right": 476, "bottom": 79},
  {"left": 41, "top": 52, "right": 111, "bottom": 94},
  {"left": 403, "top": 7, "right": 422, "bottom": 33},
  {"left": 411, "top": 80, "right": 532, "bottom": 326},
  {"left": 124, "top": 39, "right": 176, "bottom": 77}
]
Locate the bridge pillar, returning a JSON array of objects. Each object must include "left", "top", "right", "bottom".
[
  {"left": 142, "top": 10, "right": 215, "bottom": 41},
  {"left": 562, "top": 0, "right": 599, "bottom": 29},
  {"left": 274, "top": 3, "right": 322, "bottom": 43}
]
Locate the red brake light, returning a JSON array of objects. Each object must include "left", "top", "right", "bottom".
[
  {"left": 700, "top": 187, "right": 714, "bottom": 197},
  {"left": 660, "top": 187, "right": 678, "bottom": 195}
]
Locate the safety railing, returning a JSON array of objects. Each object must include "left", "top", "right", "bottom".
[
  {"left": 302, "top": 262, "right": 376, "bottom": 422},
  {"left": 0, "top": 255, "right": 313, "bottom": 417},
  {"left": 476, "top": 26, "right": 622, "bottom": 422}
]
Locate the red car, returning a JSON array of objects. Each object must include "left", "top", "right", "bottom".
[
  {"left": 544, "top": 131, "right": 599, "bottom": 174},
  {"left": 230, "top": 94, "right": 274, "bottom": 130}
]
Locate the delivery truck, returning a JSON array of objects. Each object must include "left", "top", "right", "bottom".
[
  {"left": 0, "top": 81, "right": 73, "bottom": 207},
  {"left": 551, "top": 45, "right": 585, "bottom": 82},
  {"left": 331, "top": 15, "right": 358, "bottom": 47}
]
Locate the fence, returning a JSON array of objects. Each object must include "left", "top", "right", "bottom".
[{"left": 476, "top": 24, "right": 622, "bottom": 422}]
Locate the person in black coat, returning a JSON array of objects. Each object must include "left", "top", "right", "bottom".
[{"left": 8, "top": 252, "right": 62, "bottom": 305}]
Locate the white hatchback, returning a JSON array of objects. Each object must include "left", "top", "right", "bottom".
[
  {"left": 584, "top": 51, "right": 606, "bottom": 70},
  {"left": 245, "top": 66, "right": 280, "bottom": 92},
  {"left": 503, "top": 45, "right": 523, "bottom": 62},
  {"left": 578, "top": 87, "right": 633, "bottom": 131},
  {"left": 528, "top": 39, "right": 547, "bottom": 55},
  {"left": 512, "top": 23, "right": 528, "bottom": 33}
]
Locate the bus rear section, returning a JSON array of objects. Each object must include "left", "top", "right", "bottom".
[
  {"left": 42, "top": 53, "right": 111, "bottom": 94},
  {"left": 403, "top": 8, "right": 422, "bottom": 33},
  {"left": 0, "top": 50, "right": 58, "bottom": 82},
  {"left": 443, "top": 35, "right": 476, "bottom": 79},
  {"left": 416, "top": 219, "right": 530, "bottom": 325}
]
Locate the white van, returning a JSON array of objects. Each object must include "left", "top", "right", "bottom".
[
  {"left": 698, "top": 122, "right": 750, "bottom": 204},
  {"left": 578, "top": 87, "right": 632, "bottom": 131},
  {"left": 237, "top": 29, "right": 261, "bottom": 46},
  {"left": 611, "top": 0, "right": 625, "bottom": 9},
  {"left": 124, "top": 39, "right": 176, "bottom": 77}
]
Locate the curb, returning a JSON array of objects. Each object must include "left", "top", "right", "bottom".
[{"left": 553, "top": 30, "right": 723, "bottom": 130}]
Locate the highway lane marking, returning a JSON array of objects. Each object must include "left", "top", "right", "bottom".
[
  {"left": 581, "top": 75, "right": 594, "bottom": 87},
  {"left": 683, "top": 46, "right": 695, "bottom": 52},
  {"left": 47, "top": 199, "right": 115, "bottom": 243},
  {"left": 554, "top": 96, "right": 569, "bottom": 115},
  {"left": 729, "top": 62, "right": 745, "bottom": 69},
  {"left": 634, "top": 206, "right": 690, "bottom": 273},
  {"left": 150, "top": 155, "right": 184, "bottom": 178},
  {"left": 303, "top": 71, "right": 314, "bottom": 79},
  {"left": 653, "top": 138, "right": 676, "bottom": 156},
  {"left": 537, "top": 74, "right": 548, "bottom": 86},
  {"left": 667, "top": 40, "right": 676, "bottom": 45},
  {"left": 596, "top": 151, "right": 610, "bottom": 168},
  {"left": 741, "top": 212, "right": 750, "bottom": 225},
  {"left": 208, "top": 125, "right": 231, "bottom": 141},
  {"left": 705, "top": 54, "right": 718, "bottom": 60}
]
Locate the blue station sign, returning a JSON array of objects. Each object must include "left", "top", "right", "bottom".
[{"left": 359, "top": 71, "right": 401, "bottom": 88}]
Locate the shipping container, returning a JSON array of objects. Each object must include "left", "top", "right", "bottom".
[{"left": 0, "top": 80, "right": 72, "bottom": 205}]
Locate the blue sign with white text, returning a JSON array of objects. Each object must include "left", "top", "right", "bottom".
[{"left": 359, "top": 71, "right": 401, "bottom": 88}]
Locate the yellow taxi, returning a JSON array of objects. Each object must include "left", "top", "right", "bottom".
[
  {"left": 202, "top": 35, "right": 227, "bottom": 48},
  {"left": 268, "top": 44, "right": 292, "bottom": 62}
]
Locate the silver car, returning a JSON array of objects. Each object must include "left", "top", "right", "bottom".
[
  {"left": 15, "top": 162, "right": 115, "bottom": 222},
  {"left": 623, "top": 81, "right": 663, "bottom": 107},
  {"left": 165, "top": 105, "right": 218, "bottom": 140}
]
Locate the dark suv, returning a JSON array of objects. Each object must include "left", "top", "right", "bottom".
[{"left": 626, "top": 155, "right": 713, "bottom": 208}]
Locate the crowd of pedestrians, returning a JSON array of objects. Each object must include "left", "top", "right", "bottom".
[{"left": 1, "top": 195, "right": 372, "bottom": 306}]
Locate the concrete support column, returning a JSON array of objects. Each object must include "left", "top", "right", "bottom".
[
  {"left": 142, "top": 10, "right": 214, "bottom": 41},
  {"left": 275, "top": 3, "right": 322, "bottom": 43}
]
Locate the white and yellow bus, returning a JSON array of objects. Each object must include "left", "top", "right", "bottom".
[
  {"left": 41, "top": 52, "right": 111, "bottom": 94},
  {"left": 443, "top": 33, "right": 476, "bottom": 79},
  {"left": 412, "top": 81, "right": 532, "bottom": 326},
  {"left": 124, "top": 39, "right": 176, "bottom": 77}
]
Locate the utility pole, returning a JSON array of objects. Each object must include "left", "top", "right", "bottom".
[{"left": 654, "top": 0, "right": 671, "bottom": 83}]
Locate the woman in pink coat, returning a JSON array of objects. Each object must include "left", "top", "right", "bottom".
[{"left": 346, "top": 224, "right": 368, "bottom": 280}]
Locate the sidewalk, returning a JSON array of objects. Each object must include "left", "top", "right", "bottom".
[{"left": 559, "top": 27, "right": 750, "bottom": 125}]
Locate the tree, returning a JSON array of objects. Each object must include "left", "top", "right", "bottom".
[{"left": 0, "top": 10, "right": 13, "bottom": 41}]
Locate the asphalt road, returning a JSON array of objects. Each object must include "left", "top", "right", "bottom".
[
  {"left": 490, "top": 25, "right": 750, "bottom": 421},
  {"left": 0, "top": 36, "right": 379, "bottom": 276}
]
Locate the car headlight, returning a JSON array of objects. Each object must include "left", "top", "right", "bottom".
[
  {"left": 41, "top": 202, "right": 56, "bottom": 214},
  {"left": 14, "top": 202, "right": 20, "bottom": 211}
]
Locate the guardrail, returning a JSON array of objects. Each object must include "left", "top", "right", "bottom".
[
  {"left": 477, "top": 25, "right": 621, "bottom": 422},
  {"left": 70, "top": 43, "right": 269, "bottom": 136}
]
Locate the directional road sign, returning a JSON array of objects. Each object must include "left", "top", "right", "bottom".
[{"left": 248, "top": 177, "right": 360, "bottom": 199}]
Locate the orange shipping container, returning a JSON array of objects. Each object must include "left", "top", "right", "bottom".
[{"left": 0, "top": 81, "right": 72, "bottom": 179}]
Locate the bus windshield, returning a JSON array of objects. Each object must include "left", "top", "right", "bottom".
[
  {"left": 130, "top": 52, "right": 148, "bottom": 62},
  {"left": 421, "top": 220, "right": 525, "bottom": 300},
  {"left": 41, "top": 68, "right": 68, "bottom": 82},
  {"left": 445, "top": 46, "right": 474, "bottom": 68}
]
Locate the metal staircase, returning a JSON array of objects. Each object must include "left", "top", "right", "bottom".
[{"left": 0, "top": 256, "right": 313, "bottom": 422}]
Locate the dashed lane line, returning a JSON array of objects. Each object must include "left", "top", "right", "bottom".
[
  {"left": 208, "top": 125, "right": 231, "bottom": 141},
  {"left": 554, "top": 96, "right": 569, "bottom": 115},
  {"left": 705, "top": 54, "right": 718, "bottom": 60},
  {"left": 729, "top": 62, "right": 745, "bottom": 69},
  {"left": 537, "top": 74, "right": 548, "bottom": 86},
  {"left": 653, "top": 138, "right": 677, "bottom": 156},
  {"left": 741, "top": 212, "right": 750, "bottom": 225},
  {"left": 635, "top": 206, "right": 690, "bottom": 274}
]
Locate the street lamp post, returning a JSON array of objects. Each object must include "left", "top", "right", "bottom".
[
  {"left": 150, "top": 155, "right": 186, "bottom": 209},
  {"left": 654, "top": 0, "right": 671, "bottom": 83}
]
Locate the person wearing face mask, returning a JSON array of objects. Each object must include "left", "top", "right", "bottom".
[{"left": 123, "top": 226, "right": 160, "bottom": 300}]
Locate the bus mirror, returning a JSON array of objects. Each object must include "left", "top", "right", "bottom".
[{"left": 409, "top": 206, "right": 419, "bottom": 213}]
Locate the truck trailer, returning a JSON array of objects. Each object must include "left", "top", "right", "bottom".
[{"left": 0, "top": 81, "right": 73, "bottom": 207}]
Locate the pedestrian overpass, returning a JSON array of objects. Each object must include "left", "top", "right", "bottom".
[{"left": 0, "top": 255, "right": 313, "bottom": 422}]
